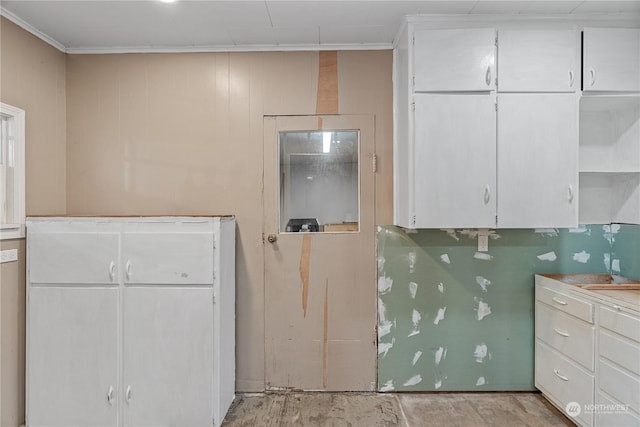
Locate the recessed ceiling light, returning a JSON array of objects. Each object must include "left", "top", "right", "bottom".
[{"left": 158, "top": 0, "right": 178, "bottom": 3}]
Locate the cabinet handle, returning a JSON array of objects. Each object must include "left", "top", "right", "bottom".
[
  {"left": 552, "top": 297, "right": 568, "bottom": 306},
  {"left": 107, "top": 386, "right": 115, "bottom": 405},
  {"left": 554, "top": 369, "right": 569, "bottom": 381},
  {"left": 589, "top": 68, "right": 596, "bottom": 87},
  {"left": 483, "top": 185, "right": 491, "bottom": 204},
  {"left": 554, "top": 328, "right": 570, "bottom": 337},
  {"left": 126, "top": 385, "right": 132, "bottom": 404},
  {"left": 109, "top": 261, "right": 116, "bottom": 282},
  {"left": 126, "top": 260, "right": 132, "bottom": 281},
  {"left": 485, "top": 66, "right": 492, "bottom": 86},
  {"left": 567, "top": 185, "right": 574, "bottom": 203},
  {"left": 568, "top": 70, "right": 574, "bottom": 88}
]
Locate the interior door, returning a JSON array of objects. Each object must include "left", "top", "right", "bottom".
[{"left": 263, "top": 115, "right": 376, "bottom": 391}]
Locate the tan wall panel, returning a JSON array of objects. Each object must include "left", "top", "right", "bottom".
[
  {"left": 0, "top": 239, "right": 26, "bottom": 427},
  {"left": 337, "top": 50, "right": 394, "bottom": 225},
  {"left": 65, "top": 50, "right": 392, "bottom": 392},
  {"left": 1, "top": 17, "right": 66, "bottom": 427}
]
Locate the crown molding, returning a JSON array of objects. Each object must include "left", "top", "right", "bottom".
[
  {"left": 65, "top": 43, "right": 393, "bottom": 54},
  {"left": 0, "top": 6, "right": 67, "bottom": 52}
]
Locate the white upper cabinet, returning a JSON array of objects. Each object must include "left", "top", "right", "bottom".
[
  {"left": 413, "top": 28, "right": 496, "bottom": 92},
  {"left": 498, "top": 30, "right": 578, "bottom": 92},
  {"left": 583, "top": 28, "right": 640, "bottom": 92},
  {"left": 413, "top": 94, "right": 497, "bottom": 228},
  {"left": 498, "top": 94, "right": 579, "bottom": 228}
]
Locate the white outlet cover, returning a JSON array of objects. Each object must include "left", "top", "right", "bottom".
[{"left": 0, "top": 248, "right": 18, "bottom": 263}]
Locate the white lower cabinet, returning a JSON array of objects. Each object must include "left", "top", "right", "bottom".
[
  {"left": 536, "top": 274, "right": 640, "bottom": 426},
  {"left": 26, "top": 217, "right": 236, "bottom": 427},
  {"left": 27, "top": 287, "right": 119, "bottom": 427}
]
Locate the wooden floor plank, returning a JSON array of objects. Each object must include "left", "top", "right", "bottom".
[{"left": 222, "top": 392, "right": 574, "bottom": 427}]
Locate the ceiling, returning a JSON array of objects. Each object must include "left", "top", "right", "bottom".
[{"left": 1, "top": 0, "right": 639, "bottom": 53}]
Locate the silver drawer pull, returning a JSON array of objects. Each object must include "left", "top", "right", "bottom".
[
  {"left": 552, "top": 297, "right": 568, "bottom": 306},
  {"left": 554, "top": 328, "right": 570, "bottom": 337},
  {"left": 554, "top": 369, "right": 569, "bottom": 381}
]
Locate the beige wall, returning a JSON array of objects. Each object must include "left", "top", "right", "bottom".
[
  {"left": 0, "top": 17, "right": 67, "bottom": 426},
  {"left": 66, "top": 50, "right": 393, "bottom": 391}
]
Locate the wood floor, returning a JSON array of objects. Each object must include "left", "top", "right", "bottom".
[{"left": 221, "top": 392, "right": 574, "bottom": 427}]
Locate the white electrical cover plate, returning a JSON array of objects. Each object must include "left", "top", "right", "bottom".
[{"left": 0, "top": 248, "right": 18, "bottom": 263}]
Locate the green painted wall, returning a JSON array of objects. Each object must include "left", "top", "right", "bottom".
[
  {"left": 611, "top": 224, "right": 640, "bottom": 280},
  {"left": 377, "top": 224, "right": 638, "bottom": 392}
]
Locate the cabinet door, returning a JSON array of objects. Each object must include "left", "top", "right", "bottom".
[
  {"left": 123, "top": 287, "right": 214, "bottom": 427},
  {"left": 413, "top": 28, "right": 496, "bottom": 92},
  {"left": 498, "top": 29, "right": 577, "bottom": 92},
  {"left": 584, "top": 28, "right": 640, "bottom": 92},
  {"left": 122, "top": 232, "right": 215, "bottom": 284},
  {"left": 413, "top": 94, "right": 496, "bottom": 228},
  {"left": 27, "top": 287, "right": 118, "bottom": 427},
  {"left": 28, "top": 231, "right": 119, "bottom": 284},
  {"left": 497, "top": 94, "right": 578, "bottom": 228}
]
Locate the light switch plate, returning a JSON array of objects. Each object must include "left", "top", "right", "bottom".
[{"left": 0, "top": 248, "right": 18, "bottom": 263}]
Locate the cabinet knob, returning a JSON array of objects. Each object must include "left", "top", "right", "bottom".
[
  {"left": 267, "top": 234, "right": 278, "bottom": 244},
  {"left": 589, "top": 68, "right": 596, "bottom": 87},
  {"left": 483, "top": 185, "right": 491, "bottom": 205},
  {"left": 109, "top": 261, "right": 116, "bottom": 282},
  {"left": 126, "top": 385, "right": 132, "bottom": 403},
  {"left": 107, "top": 386, "right": 115, "bottom": 405},
  {"left": 485, "top": 66, "right": 492, "bottom": 86},
  {"left": 125, "top": 260, "right": 132, "bottom": 280},
  {"left": 568, "top": 70, "right": 574, "bottom": 88},
  {"left": 567, "top": 185, "right": 574, "bottom": 203}
]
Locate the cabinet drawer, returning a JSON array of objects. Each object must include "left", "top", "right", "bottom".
[
  {"left": 536, "top": 286, "right": 593, "bottom": 323},
  {"left": 536, "top": 303, "right": 594, "bottom": 370},
  {"left": 600, "top": 330, "right": 640, "bottom": 376},
  {"left": 600, "top": 305, "right": 640, "bottom": 343},
  {"left": 599, "top": 359, "right": 640, "bottom": 415},
  {"left": 536, "top": 341, "right": 594, "bottom": 426},
  {"left": 122, "top": 232, "right": 215, "bottom": 285},
  {"left": 28, "top": 232, "right": 120, "bottom": 284},
  {"left": 596, "top": 392, "right": 640, "bottom": 427}
]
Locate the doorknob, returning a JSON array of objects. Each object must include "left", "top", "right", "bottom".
[{"left": 267, "top": 234, "right": 278, "bottom": 243}]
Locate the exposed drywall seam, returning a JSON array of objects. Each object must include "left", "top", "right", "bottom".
[
  {"left": 316, "top": 51, "right": 339, "bottom": 115},
  {"left": 299, "top": 234, "right": 311, "bottom": 317}
]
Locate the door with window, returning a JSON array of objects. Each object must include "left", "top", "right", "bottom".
[{"left": 263, "top": 115, "right": 376, "bottom": 391}]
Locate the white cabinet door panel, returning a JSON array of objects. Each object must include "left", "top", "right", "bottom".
[
  {"left": 28, "top": 232, "right": 119, "bottom": 284},
  {"left": 414, "top": 94, "right": 497, "bottom": 228},
  {"left": 498, "top": 29, "right": 577, "bottom": 92},
  {"left": 122, "top": 232, "right": 214, "bottom": 284},
  {"left": 584, "top": 28, "right": 640, "bottom": 92},
  {"left": 27, "top": 287, "right": 118, "bottom": 427},
  {"left": 498, "top": 94, "right": 578, "bottom": 228},
  {"left": 414, "top": 28, "right": 496, "bottom": 92},
  {"left": 123, "top": 287, "right": 214, "bottom": 427}
]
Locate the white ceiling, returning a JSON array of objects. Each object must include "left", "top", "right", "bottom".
[{"left": 1, "top": 0, "right": 639, "bottom": 53}]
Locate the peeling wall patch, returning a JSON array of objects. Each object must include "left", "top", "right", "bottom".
[
  {"left": 475, "top": 276, "right": 491, "bottom": 292},
  {"left": 377, "top": 256, "right": 386, "bottom": 273},
  {"left": 408, "top": 251, "right": 417, "bottom": 273},
  {"left": 403, "top": 375, "right": 422, "bottom": 387},
  {"left": 604, "top": 253, "right": 611, "bottom": 271},
  {"left": 535, "top": 228, "right": 559, "bottom": 237},
  {"left": 443, "top": 229, "right": 460, "bottom": 241},
  {"left": 433, "top": 307, "right": 447, "bottom": 325},
  {"left": 409, "top": 281, "right": 418, "bottom": 299},
  {"left": 408, "top": 309, "right": 421, "bottom": 337},
  {"left": 476, "top": 376, "right": 486, "bottom": 386},
  {"left": 612, "top": 259, "right": 621, "bottom": 273},
  {"left": 474, "top": 343, "right": 488, "bottom": 363},
  {"left": 434, "top": 346, "right": 447, "bottom": 365},
  {"left": 378, "top": 275, "right": 393, "bottom": 295},
  {"left": 573, "top": 250, "right": 591, "bottom": 263},
  {"left": 412, "top": 350, "right": 423, "bottom": 366},
  {"left": 437, "top": 282, "right": 444, "bottom": 293},
  {"left": 537, "top": 251, "right": 557, "bottom": 262},
  {"left": 378, "top": 338, "right": 395, "bottom": 357},
  {"left": 569, "top": 226, "right": 590, "bottom": 235},
  {"left": 380, "top": 380, "right": 395, "bottom": 392},
  {"left": 440, "top": 254, "right": 451, "bottom": 264},
  {"left": 475, "top": 298, "right": 492, "bottom": 321},
  {"left": 474, "top": 252, "right": 493, "bottom": 261},
  {"left": 378, "top": 298, "right": 395, "bottom": 338}
]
